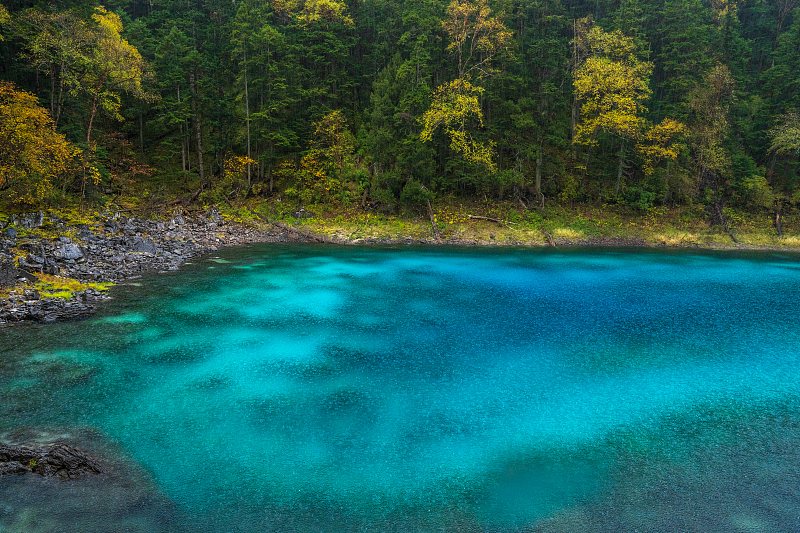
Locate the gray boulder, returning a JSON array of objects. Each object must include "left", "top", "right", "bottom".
[
  {"left": 57, "top": 243, "right": 85, "bottom": 261},
  {"left": 0, "top": 258, "right": 37, "bottom": 286},
  {"left": 17, "top": 257, "right": 42, "bottom": 273},
  {"left": 128, "top": 236, "right": 158, "bottom": 254},
  {"left": 10, "top": 211, "right": 45, "bottom": 229},
  {"left": 23, "top": 288, "right": 40, "bottom": 301},
  {"left": 43, "top": 260, "right": 60, "bottom": 275},
  {"left": 207, "top": 207, "right": 222, "bottom": 224}
]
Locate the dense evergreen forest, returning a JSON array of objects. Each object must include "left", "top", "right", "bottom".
[{"left": 0, "top": 0, "right": 798, "bottom": 222}]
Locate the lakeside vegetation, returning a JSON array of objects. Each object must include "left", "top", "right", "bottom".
[{"left": 0, "top": 0, "right": 798, "bottom": 245}]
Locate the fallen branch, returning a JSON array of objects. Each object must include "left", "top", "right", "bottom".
[
  {"left": 168, "top": 187, "right": 202, "bottom": 206},
  {"left": 467, "top": 215, "right": 518, "bottom": 228}
]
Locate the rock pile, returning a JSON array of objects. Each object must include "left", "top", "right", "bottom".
[{"left": 0, "top": 207, "right": 307, "bottom": 325}]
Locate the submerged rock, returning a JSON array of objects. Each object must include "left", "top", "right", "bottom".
[
  {"left": 0, "top": 442, "right": 103, "bottom": 480},
  {"left": 0, "top": 428, "right": 189, "bottom": 531}
]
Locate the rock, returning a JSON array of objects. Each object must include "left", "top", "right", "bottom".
[
  {"left": 18, "top": 241, "right": 43, "bottom": 254},
  {"left": 47, "top": 212, "right": 65, "bottom": 225},
  {"left": 4, "top": 227, "right": 17, "bottom": 239},
  {"left": 0, "top": 461, "right": 27, "bottom": 475},
  {"left": 43, "top": 261, "right": 60, "bottom": 275},
  {"left": 57, "top": 243, "right": 85, "bottom": 261},
  {"left": 17, "top": 257, "right": 42, "bottom": 273},
  {"left": 23, "top": 288, "right": 40, "bottom": 301},
  {"left": 128, "top": 236, "right": 158, "bottom": 254},
  {"left": 291, "top": 208, "right": 315, "bottom": 219},
  {"left": 10, "top": 211, "right": 45, "bottom": 229},
  {"left": 0, "top": 442, "right": 103, "bottom": 479},
  {"left": 208, "top": 207, "right": 222, "bottom": 224},
  {"left": 58, "top": 237, "right": 72, "bottom": 243}
]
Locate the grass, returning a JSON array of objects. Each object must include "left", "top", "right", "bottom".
[
  {"left": 1, "top": 273, "right": 114, "bottom": 301},
  {"left": 265, "top": 199, "right": 799, "bottom": 249}
]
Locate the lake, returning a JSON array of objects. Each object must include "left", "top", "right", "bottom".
[{"left": 2, "top": 244, "right": 800, "bottom": 532}]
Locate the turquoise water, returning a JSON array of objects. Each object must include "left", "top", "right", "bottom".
[{"left": 2, "top": 245, "right": 800, "bottom": 532}]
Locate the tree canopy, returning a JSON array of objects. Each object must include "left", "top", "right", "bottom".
[{"left": 0, "top": 0, "right": 796, "bottom": 218}]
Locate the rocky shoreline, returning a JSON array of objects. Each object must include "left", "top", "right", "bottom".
[
  {"left": 0, "top": 208, "right": 330, "bottom": 325},
  {"left": 2, "top": 207, "right": 781, "bottom": 325}
]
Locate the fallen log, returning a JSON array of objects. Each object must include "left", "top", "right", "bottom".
[{"left": 467, "top": 215, "right": 518, "bottom": 228}]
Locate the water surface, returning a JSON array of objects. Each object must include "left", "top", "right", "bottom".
[{"left": 2, "top": 245, "right": 800, "bottom": 532}]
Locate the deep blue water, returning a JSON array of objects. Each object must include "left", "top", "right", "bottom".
[{"left": 2, "top": 245, "right": 800, "bottom": 532}]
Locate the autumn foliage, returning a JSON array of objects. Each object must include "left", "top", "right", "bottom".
[{"left": 0, "top": 81, "right": 80, "bottom": 205}]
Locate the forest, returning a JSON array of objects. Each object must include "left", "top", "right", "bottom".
[{"left": 0, "top": 0, "right": 798, "bottom": 227}]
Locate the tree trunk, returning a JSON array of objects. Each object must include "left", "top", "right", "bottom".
[
  {"left": 87, "top": 97, "right": 98, "bottom": 144},
  {"left": 244, "top": 49, "right": 251, "bottom": 191},
  {"left": 50, "top": 65, "right": 56, "bottom": 118},
  {"left": 535, "top": 142, "right": 543, "bottom": 207},
  {"left": 139, "top": 112, "right": 144, "bottom": 156},
  {"left": 614, "top": 139, "right": 625, "bottom": 197},
  {"left": 55, "top": 62, "right": 65, "bottom": 127},
  {"left": 269, "top": 141, "right": 274, "bottom": 192},
  {"left": 189, "top": 73, "right": 205, "bottom": 188},
  {"left": 178, "top": 87, "right": 187, "bottom": 188},
  {"left": 427, "top": 199, "right": 441, "bottom": 242}
]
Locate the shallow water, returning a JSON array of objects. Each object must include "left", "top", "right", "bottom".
[{"left": 2, "top": 245, "right": 800, "bottom": 532}]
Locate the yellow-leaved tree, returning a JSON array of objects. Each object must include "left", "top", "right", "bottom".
[
  {"left": 0, "top": 3, "right": 9, "bottom": 40},
  {"left": 421, "top": 0, "right": 511, "bottom": 171},
  {"left": 83, "top": 7, "right": 157, "bottom": 144},
  {"left": 0, "top": 81, "right": 80, "bottom": 206},
  {"left": 637, "top": 118, "right": 686, "bottom": 176},
  {"left": 290, "top": 110, "right": 355, "bottom": 204},
  {"left": 770, "top": 111, "right": 800, "bottom": 158},
  {"left": 421, "top": 79, "right": 494, "bottom": 168},
  {"left": 296, "top": 0, "right": 353, "bottom": 27},
  {"left": 572, "top": 20, "right": 685, "bottom": 195},
  {"left": 268, "top": 0, "right": 353, "bottom": 27}
]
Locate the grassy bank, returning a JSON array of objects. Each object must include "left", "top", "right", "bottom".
[
  {"left": 243, "top": 200, "right": 799, "bottom": 249},
  {"left": 2, "top": 198, "right": 798, "bottom": 251}
]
